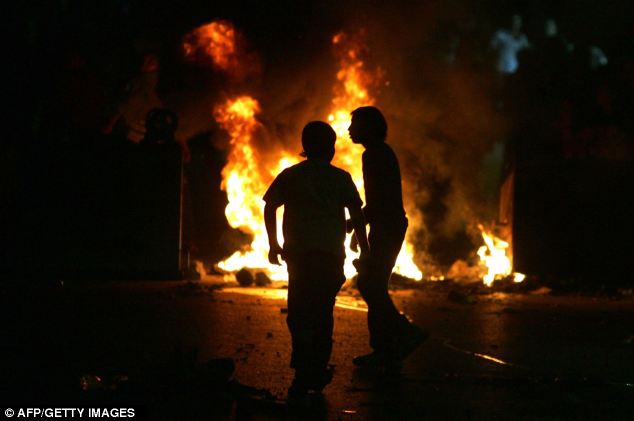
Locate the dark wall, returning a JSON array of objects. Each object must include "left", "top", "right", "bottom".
[
  {"left": 3, "top": 135, "right": 183, "bottom": 281},
  {"left": 513, "top": 160, "right": 634, "bottom": 285}
]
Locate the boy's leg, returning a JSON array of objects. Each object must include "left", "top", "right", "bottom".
[{"left": 286, "top": 252, "right": 344, "bottom": 393}]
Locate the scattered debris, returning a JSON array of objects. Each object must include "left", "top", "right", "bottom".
[
  {"left": 389, "top": 273, "right": 420, "bottom": 289},
  {"left": 80, "top": 374, "right": 129, "bottom": 392},
  {"left": 266, "top": 332, "right": 274, "bottom": 339},
  {"left": 255, "top": 272, "right": 272, "bottom": 286},
  {"left": 448, "top": 290, "right": 476, "bottom": 305},
  {"left": 280, "top": 307, "right": 288, "bottom": 314},
  {"left": 79, "top": 374, "right": 102, "bottom": 391},
  {"left": 446, "top": 260, "right": 483, "bottom": 283},
  {"left": 530, "top": 286, "right": 552, "bottom": 295},
  {"left": 236, "top": 269, "right": 255, "bottom": 287}
]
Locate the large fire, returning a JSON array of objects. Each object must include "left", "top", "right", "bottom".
[
  {"left": 213, "top": 97, "right": 297, "bottom": 281},
  {"left": 190, "top": 24, "right": 423, "bottom": 281},
  {"left": 186, "top": 20, "right": 522, "bottom": 286},
  {"left": 328, "top": 32, "right": 422, "bottom": 281}
]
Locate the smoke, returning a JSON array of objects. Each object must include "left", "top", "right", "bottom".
[
  {"left": 133, "top": 0, "right": 513, "bottom": 270},
  {"left": 323, "top": 0, "right": 512, "bottom": 269}
]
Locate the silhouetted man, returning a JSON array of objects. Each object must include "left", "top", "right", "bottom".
[
  {"left": 264, "top": 121, "right": 370, "bottom": 399},
  {"left": 348, "top": 106, "right": 427, "bottom": 368}
]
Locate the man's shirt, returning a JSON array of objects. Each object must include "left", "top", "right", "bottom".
[{"left": 362, "top": 142, "right": 406, "bottom": 225}]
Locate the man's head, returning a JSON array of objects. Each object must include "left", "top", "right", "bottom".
[
  {"left": 301, "top": 121, "right": 336, "bottom": 161},
  {"left": 348, "top": 106, "right": 387, "bottom": 145}
]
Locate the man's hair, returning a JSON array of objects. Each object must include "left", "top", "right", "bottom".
[
  {"left": 351, "top": 106, "right": 387, "bottom": 141},
  {"left": 301, "top": 121, "right": 336, "bottom": 159}
]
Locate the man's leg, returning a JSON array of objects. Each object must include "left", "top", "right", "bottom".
[{"left": 355, "top": 220, "right": 427, "bottom": 365}]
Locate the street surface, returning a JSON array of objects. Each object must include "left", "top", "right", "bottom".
[{"left": 2, "top": 279, "right": 633, "bottom": 420}]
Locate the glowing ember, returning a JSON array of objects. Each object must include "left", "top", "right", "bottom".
[
  {"left": 183, "top": 21, "right": 237, "bottom": 71},
  {"left": 477, "top": 224, "right": 525, "bottom": 286},
  {"left": 214, "top": 96, "right": 298, "bottom": 281}
]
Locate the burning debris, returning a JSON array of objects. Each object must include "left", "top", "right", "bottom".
[
  {"left": 235, "top": 268, "right": 255, "bottom": 287},
  {"left": 212, "top": 96, "right": 296, "bottom": 281},
  {"left": 180, "top": 20, "right": 528, "bottom": 288},
  {"left": 327, "top": 32, "right": 422, "bottom": 281},
  {"left": 188, "top": 25, "right": 424, "bottom": 283},
  {"left": 476, "top": 225, "right": 525, "bottom": 287}
]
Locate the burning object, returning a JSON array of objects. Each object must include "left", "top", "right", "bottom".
[
  {"left": 477, "top": 224, "right": 525, "bottom": 286},
  {"left": 196, "top": 28, "right": 423, "bottom": 282}
]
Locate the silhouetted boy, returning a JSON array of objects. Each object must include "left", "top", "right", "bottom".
[
  {"left": 264, "top": 121, "right": 370, "bottom": 398},
  {"left": 348, "top": 106, "right": 427, "bottom": 368}
]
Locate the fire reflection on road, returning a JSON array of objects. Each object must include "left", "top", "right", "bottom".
[{"left": 219, "top": 287, "right": 369, "bottom": 312}]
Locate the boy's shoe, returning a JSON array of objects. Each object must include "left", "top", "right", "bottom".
[
  {"left": 288, "top": 365, "right": 334, "bottom": 402},
  {"left": 397, "top": 325, "right": 429, "bottom": 360}
]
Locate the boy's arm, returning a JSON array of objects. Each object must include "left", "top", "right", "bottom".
[
  {"left": 264, "top": 202, "right": 283, "bottom": 265},
  {"left": 348, "top": 205, "right": 370, "bottom": 259}
]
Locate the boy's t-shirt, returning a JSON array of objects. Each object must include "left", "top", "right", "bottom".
[{"left": 263, "top": 159, "right": 362, "bottom": 259}]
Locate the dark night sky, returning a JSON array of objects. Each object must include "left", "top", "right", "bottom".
[
  {"left": 5, "top": 0, "right": 633, "bottom": 279},
  {"left": 11, "top": 0, "right": 632, "bottom": 140}
]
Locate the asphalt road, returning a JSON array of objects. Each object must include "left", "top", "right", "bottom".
[{"left": 2, "top": 280, "right": 633, "bottom": 420}]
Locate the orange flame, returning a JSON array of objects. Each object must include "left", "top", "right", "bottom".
[
  {"left": 183, "top": 21, "right": 237, "bottom": 71},
  {"left": 213, "top": 96, "right": 297, "bottom": 280},
  {"left": 477, "top": 224, "right": 525, "bottom": 286},
  {"left": 212, "top": 30, "right": 422, "bottom": 282},
  {"left": 328, "top": 32, "right": 422, "bottom": 281}
]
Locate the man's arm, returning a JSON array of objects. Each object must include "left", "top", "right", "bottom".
[
  {"left": 264, "top": 202, "right": 283, "bottom": 265},
  {"left": 348, "top": 204, "right": 370, "bottom": 258}
]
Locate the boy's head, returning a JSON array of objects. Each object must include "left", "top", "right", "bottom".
[
  {"left": 348, "top": 106, "right": 387, "bottom": 145},
  {"left": 301, "top": 121, "right": 336, "bottom": 161}
]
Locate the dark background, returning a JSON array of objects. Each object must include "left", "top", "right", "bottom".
[{"left": 4, "top": 0, "right": 633, "bottom": 285}]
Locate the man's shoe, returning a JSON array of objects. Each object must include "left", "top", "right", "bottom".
[
  {"left": 352, "top": 352, "right": 401, "bottom": 369},
  {"left": 288, "top": 365, "right": 334, "bottom": 401},
  {"left": 353, "top": 352, "right": 380, "bottom": 367}
]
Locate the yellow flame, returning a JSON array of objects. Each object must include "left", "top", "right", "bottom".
[
  {"left": 477, "top": 224, "right": 524, "bottom": 286},
  {"left": 214, "top": 97, "right": 298, "bottom": 280},
  {"left": 328, "top": 32, "right": 422, "bottom": 281},
  {"left": 183, "top": 21, "right": 237, "bottom": 71},
  {"left": 213, "top": 31, "right": 422, "bottom": 282}
]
